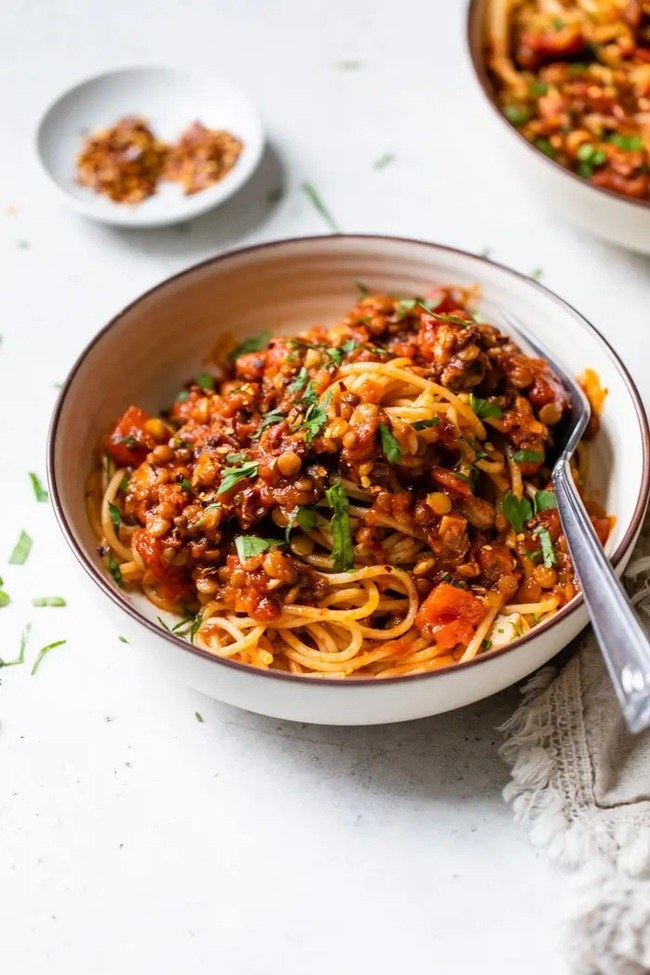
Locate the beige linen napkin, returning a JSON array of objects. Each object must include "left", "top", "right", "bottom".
[{"left": 499, "top": 524, "right": 650, "bottom": 975}]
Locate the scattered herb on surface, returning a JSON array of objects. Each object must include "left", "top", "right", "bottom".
[
  {"left": 504, "top": 104, "right": 531, "bottom": 126},
  {"left": 325, "top": 481, "right": 354, "bottom": 572},
  {"left": 0, "top": 623, "right": 30, "bottom": 669},
  {"left": 31, "top": 596, "right": 66, "bottom": 607},
  {"left": 195, "top": 711, "right": 204, "bottom": 722},
  {"left": 0, "top": 590, "right": 10, "bottom": 607},
  {"left": 9, "top": 530, "right": 32, "bottom": 565},
  {"left": 118, "top": 635, "right": 129, "bottom": 644},
  {"left": 301, "top": 182, "right": 339, "bottom": 232},
  {"left": 28, "top": 472, "right": 48, "bottom": 503},
  {"left": 374, "top": 152, "right": 395, "bottom": 170},
  {"left": 335, "top": 60, "right": 362, "bottom": 70},
  {"left": 31, "top": 639, "right": 66, "bottom": 676},
  {"left": 530, "top": 267, "right": 544, "bottom": 280}
]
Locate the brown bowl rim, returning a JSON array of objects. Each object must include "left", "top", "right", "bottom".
[
  {"left": 466, "top": 0, "right": 650, "bottom": 214},
  {"left": 47, "top": 233, "right": 650, "bottom": 688}
]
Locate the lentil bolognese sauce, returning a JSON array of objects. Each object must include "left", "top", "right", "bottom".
[
  {"left": 88, "top": 285, "right": 612, "bottom": 678},
  {"left": 486, "top": 0, "right": 650, "bottom": 201}
]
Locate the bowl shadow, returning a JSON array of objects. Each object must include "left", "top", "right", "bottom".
[{"left": 90, "top": 141, "right": 286, "bottom": 258}]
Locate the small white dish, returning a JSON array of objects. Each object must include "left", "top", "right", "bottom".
[{"left": 35, "top": 66, "right": 264, "bottom": 228}]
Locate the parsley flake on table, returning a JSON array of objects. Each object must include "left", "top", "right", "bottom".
[
  {"left": 0, "top": 623, "right": 30, "bottom": 669},
  {"left": 28, "top": 472, "right": 49, "bottom": 502},
  {"left": 374, "top": 152, "right": 395, "bottom": 170},
  {"left": 301, "top": 182, "right": 339, "bottom": 232},
  {"left": 9, "top": 530, "right": 32, "bottom": 565},
  {"left": 32, "top": 596, "right": 66, "bottom": 607},
  {"left": 31, "top": 639, "right": 66, "bottom": 676}
]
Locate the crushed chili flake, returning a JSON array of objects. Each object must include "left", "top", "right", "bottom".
[
  {"left": 163, "top": 122, "right": 243, "bottom": 195},
  {"left": 76, "top": 116, "right": 169, "bottom": 204}
]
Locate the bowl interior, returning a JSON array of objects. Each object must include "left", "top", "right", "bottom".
[
  {"left": 51, "top": 236, "right": 648, "bottom": 649},
  {"left": 36, "top": 66, "right": 264, "bottom": 226}
]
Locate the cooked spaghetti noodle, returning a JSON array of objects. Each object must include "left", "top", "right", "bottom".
[
  {"left": 89, "top": 285, "right": 612, "bottom": 678},
  {"left": 485, "top": 0, "right": 650, "bottom": 201}
]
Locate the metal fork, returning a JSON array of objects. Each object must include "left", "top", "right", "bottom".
[{"left": 503, "top": 313, "right": 650, "bottom": 734}]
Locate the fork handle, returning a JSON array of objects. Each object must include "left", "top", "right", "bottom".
[{"left": 553, "top": 461, "right": 650, "bottom": 733}]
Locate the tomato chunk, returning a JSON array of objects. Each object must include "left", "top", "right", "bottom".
[
  {"left": 104, "top": 405, "right": 155, "bottom": 467},
  {"left": 133, "top": 530, "right": 191, "bottom": 603},
  {"left": 415, "top": 582, "right": 486, "bottom": 650}
]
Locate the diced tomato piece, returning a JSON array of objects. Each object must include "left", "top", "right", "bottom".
[
  {"left": 415, "top": 582, "right": 486, "bottom": 649},
  {"left": 432, "top": 467, "right": 473, "bottom": 498},
  {"left": 104, "top": 405, "right": 155, "bottom": 467},
  {"left": 133, "top": 530, "right": 191, "bottom": 602}
]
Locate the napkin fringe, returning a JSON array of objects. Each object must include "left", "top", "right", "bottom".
[{"left": 499, "top": 666, "right": 650, "bottom": 874}]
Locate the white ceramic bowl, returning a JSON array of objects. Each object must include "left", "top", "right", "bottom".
[
  {"left": 48, "top": 235, "right": 650, "bottom": 725},
  {"left": 467, "top": 1, "right": 650, "bottom": 255},
  {"left": 35, "top": 66, "right": 264, "bottom": 228}
]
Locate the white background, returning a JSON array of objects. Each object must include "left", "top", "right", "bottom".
[{"left": 1, "top": 2, "right": 648, "bottom": 973}]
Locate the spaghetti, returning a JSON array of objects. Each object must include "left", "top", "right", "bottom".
[
  {"left": 89, "top": 285, "right": 612, "bottom": 678},
  {"left": 485, "top": 0, "right": 650, "bottom": 201}
]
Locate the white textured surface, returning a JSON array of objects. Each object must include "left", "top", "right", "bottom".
[{"left": 1, "top": 1, "right": 648, "bottom": 973}]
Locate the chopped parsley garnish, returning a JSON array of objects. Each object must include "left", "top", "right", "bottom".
[
  {"left": 504, "top": 104, "right": 531, "bottom": 126},
  {"left": 416, "top": 300, "right": 470, "bottom": 327},
  {"left": 251, "top": 409, "right": 285, "bottom": 439},
  {"left": 576, "top": 142, "right": 607, "bottom": 178},
  {"left": 469, "top": 394, "right": 502, "bottom": 420},
  {"left": 194, "top": 373, "right": 214, "bottom": 390},
  {"left": 107, "top": 553, "right": 124, "bottom": 588},
  {"left": 607, "top": 133, "right": 643, "bottom": 152},
  {"left": 412, "top": 417, "right": 440, "bottom": 430},
  {"left": 0, "top": 590, "right": 10, "bottom": 607},
  {"left": 530, "top": 267, "right": 544, "bottom": 281},
  {"left": 534, "top": 490, "right": 556, "bottom": 513},
  {"left": 235, "top": 535, "right": 283, "bottom": 561},
  {"left": 301, "top": 182, "right": 339, "bottom": 232},
  {"left": 286, "top": 505, "right": 325, "bottom": 542},
  {"left": 9, "top": 530, "right": 32, "bottom": 565},
  {"left": 288, "top": 367, "right": 310, "bottom": 395},
  {"left": 114, "top": 435, "right": 140, "bottom": 449},
  {"left": 303, "top": 399, "right": 329, "bottom": 443},
  {"left": 379, "top": 423, "right": 402, "bottom": 463},
  {"left": 32, "top": 596, "right": 66, "bottom": 607},
  {"left": 119, "top": 475, "right": 130, "bottom": 493},
  {"left": 226, "top": 452, "right": 247, "bottom": 464},
  {"left": 336, "top": 59, "right": 362, "bottom": 70},
  {"left": 533, "top": 525, "right": 557, "bottom": 568},
  {"left": 0, "top": 623, "right": 30, "bottom": 669},
  {"left": 534, "top": 138, "right": 556, "bottom": 159},
  {"left": 513, "top": 449, "right": 544, "bottom": 464},
  {"left": 28, "top": 472, "right": 48, "bottom": 502},
  {"left": 195, "top": 711, "right": 204, "bottom": 722},
  {"left": 374, "top": 152, "right": 395, "bottom": 170},
  {"left": 552, "top": 17, "right": 566, "bottom": 29},
  {"left": 195, "top": 502, "right": 222, "bottom": 528},
  {"left": 355, "top": 279, "right": 370, "bottom": 297},
  {"left": 502, "top": 491, "right": 532, "bottom": 534},
  {"left": 325, "top": 481, "right": 354, "bottom": 572},
  {"left": 218, "top": 460, "right": 259, "bottom": 495},
  {"left": 481, "top": 638, "right": 493, "bottom": 652},
  {"left": 341, "top": 339, "right": 359, "bottom": 355},
  {"left": 529, "top": 79, "right": 548, "bottom": 96},
  {"left": 180, "top": 478, "right": 192, "bottom": 491},
  {"left": 31, "top": 639, "right": 66, "bottom": 676},
  {"left": 229, "top": 330, "right": 271, "bottom": 360},
  {"left": 108, "top": 502, "right": 122, "bottom": 528}
]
